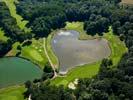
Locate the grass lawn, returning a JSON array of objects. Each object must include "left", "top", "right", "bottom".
[
  {"left": 0, "top": 86, "right": 26, "bottom": 100},
  {"left": 21, "top": 38, "right": 48, "bottom": 68},
  {"left": 103, "top": 27, "right": 128, "bottom": 65},
  {"left": 51, "top": 22, "right": 127, "bottom": 86},
  {"left": 2, "top": 0, "right": 31, "bottom": 32},
  {"left": 6, "top": 38, "right": 48, "bottom": 68},
  {"left": 0, "top": 28, "right": 9, "bottom": 41},
  {"left": 46, "top": 34, "right": 59, "bottom": 68}
]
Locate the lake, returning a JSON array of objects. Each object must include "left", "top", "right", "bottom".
[
  {"left": 0, "top": 57, "right": 43, "bottom": 88},
  {"left": 51, "top": 30, "right": 111, "bottom": 74}
]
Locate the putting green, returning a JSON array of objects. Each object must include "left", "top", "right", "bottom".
[{"left": 21, "top": 39, "right": 48, "bottom": 68}]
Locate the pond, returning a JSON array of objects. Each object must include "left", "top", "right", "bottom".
[
  {"left": 0, "top": 57, "right": 43, "bottom": 88},
  {"left": 51, "top": 30, "right": 111, "bottom": 74}
]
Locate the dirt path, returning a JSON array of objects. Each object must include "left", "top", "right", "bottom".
[{"left": 43, "top": 38, "right": 57, "bottom": 78}]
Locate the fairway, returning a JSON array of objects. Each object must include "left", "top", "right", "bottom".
[
  {"left": 0, "top": 86, "right": 26, "bottom": 100},
  {"left": 20, "top": 39, "right": 48, "bottom": 68},
  {"left": 2, "top": 0, "right": 30, "bottom": 32},
  {"left": 6, "top": 38, "right": 48, "bottom": 68},
  {"left": 21, "top": 47, "right": 44, "bottom": 62},
  {"left": 46, "top": 35, "right": 59, "bottom": 68},
  {"left": 51, "top": 22, "right": 127, "bottom": 86}
]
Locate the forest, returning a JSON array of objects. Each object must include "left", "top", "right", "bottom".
[{"left": 0, "top": 0, "right": 133, "bottom": 100}]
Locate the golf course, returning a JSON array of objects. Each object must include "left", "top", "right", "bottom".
[{"left": 0, "top": 0, "right": 131, "bottom": 99}]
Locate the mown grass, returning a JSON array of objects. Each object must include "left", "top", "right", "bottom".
[
  {"left": 0, "top": 28, "right": 9, "bottom": 41},
  {"left": 21, "top": 38, "right": 48, "bottom": 68},
  {"left": 6, "top": 38, "right": 48, "bottom": 68},
  {"left": 2, "top": 0, "right": 31, "bottom": 32},
  {"left": 0, "top": 86, "right": 26, "bottom": 100},
  {"left": 51, "top": 62, "right": 100, "bottom": 86},
  {"left": 103, "top": 27, "right": 128, "bottom": 65},
  {"left": 51, "top": 22, "right": 127, "bottom": 86},
  {"left": 45, "top": 34, "right": 59, "bottom": 68}
]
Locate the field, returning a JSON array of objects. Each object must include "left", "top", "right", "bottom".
[
  {"left": 51, "top": 22, "right": 127, "bottom": 86},
  {"left": 2, "top": 0, "right": 31, "bottom": 32},
  {"left": 0, "top": 86, "right": 26, "bottom": 100}
]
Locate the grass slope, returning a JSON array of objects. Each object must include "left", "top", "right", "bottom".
[
  {"left": 6, "top": 38, "right": 48, "bottom": 68},
  {"left": 51, "top": 22, "right": 127, "bottom": 86},
  {"left": 0, "top": 86, "right": 26, "bottom": 100},
  {"left": 46, "top": 34, "right": 59, "bottom": 68},
  {"left": 21, "top": 39, "right": 48, "bottom": 68},
  {"left": 2, "top": 0, "right": 30, "bottom": 32}
]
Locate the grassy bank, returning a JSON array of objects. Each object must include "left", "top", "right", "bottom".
[
  {"left": 45, "top": 33, "right": 59, "bottom": 68},
  {"left": 20, "top": 39, "right": 48, "bottom": 68},
  {"left": 0, "top": 86, "right": 26, "bottom": 100},
  {"left": 51, "top": 22, "right": 127, "bottom": 86},
  {"left": 6, "top": 39, "right": 48, "bottom": 68}
]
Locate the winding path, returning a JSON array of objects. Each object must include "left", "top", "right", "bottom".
[{"left": 43, "top": 38, "right": 57, "bottom": 78}]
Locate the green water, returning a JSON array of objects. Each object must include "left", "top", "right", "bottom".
[{"left": 0, "top": 57, "right": 43, "bottom": 88}]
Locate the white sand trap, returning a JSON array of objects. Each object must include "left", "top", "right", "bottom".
[
  {"left": 68, "top": 79, "right": 79, "bottom": 89},
  {"left": 68, "top": 82, "right": 76, "bottom": 90},
  {"left": 74, "top": 79, "right": 78, "bottom": 85}
]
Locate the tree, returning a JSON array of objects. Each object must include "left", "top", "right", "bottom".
[
  {"left": 43, "top": 62, "right": 53, "bottom": 73},
  {"left": 0, "top": 40, "right": 12, "bottom": 57},
  {"left": 24, "top": 81, "right": 32, "bottom": 88}
]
